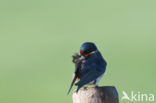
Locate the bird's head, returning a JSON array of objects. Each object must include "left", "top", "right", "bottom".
[{"left": 80, "top": 42, "right": 97, "bottom": 57}]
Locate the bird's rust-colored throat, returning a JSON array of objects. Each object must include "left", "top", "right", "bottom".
[{"left": 80, "top": 50, "right": 83, "bottom": 55}]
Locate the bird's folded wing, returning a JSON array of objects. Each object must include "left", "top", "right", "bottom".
[{"left": 75, "top": 70, "right": 100, "bottom": 88}]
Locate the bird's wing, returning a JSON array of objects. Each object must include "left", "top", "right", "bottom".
[
  {"left": 75, "top": 70, "right": 100, "bottom": 92},
  {"left": 75, "top": 63, "right": 102, "bottom": 92}
]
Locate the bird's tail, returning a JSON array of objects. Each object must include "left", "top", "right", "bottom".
[{"left": 67, "top": 75, "right": 77, "bottom": 95}]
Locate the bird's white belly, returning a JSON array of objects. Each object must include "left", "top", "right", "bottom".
[
  {"left": 95, "top": 73, "right": 104, "bottom": 85},
  {"left": 89, "top": 73, "right": 104, "bottom": 86}
]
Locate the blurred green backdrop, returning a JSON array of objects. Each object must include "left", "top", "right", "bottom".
[{"left": 0, "top": 0, "right": 156, "bottom": 103}]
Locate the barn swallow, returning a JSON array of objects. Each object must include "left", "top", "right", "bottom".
[{"left": 67, "top": 42, "right": 107, "bottom": 95}]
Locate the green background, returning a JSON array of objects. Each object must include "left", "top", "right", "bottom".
[{"left": 0, "top": 0, "right": 156, "bottom": 103}]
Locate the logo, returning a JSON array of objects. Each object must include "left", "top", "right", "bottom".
[{"left": 121, "top": 91, "right": 155, "bottom": 102}]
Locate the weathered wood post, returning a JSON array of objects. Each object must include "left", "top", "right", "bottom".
[{"left": 73, "top": 86, "right": 119, "bottom": 103}]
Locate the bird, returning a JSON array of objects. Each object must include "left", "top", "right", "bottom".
[{"left": 67, "top": 42, "right": 107, "bottom": 95}]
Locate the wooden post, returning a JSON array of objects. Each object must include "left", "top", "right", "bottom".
[{"left": 72, "top": 86, "right": 119, "bottom": 103}]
